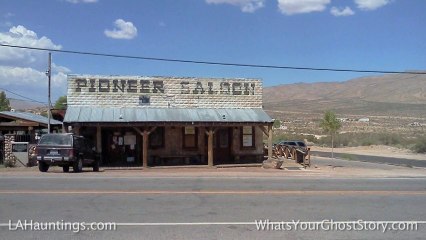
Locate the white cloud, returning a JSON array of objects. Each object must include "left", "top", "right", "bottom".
[
  {"left": 0, "top": 25, "right": 62, "bottom": 69},
  {"left": 0, "top": 66, "right": 45, "bottom": 85},
  {"left": 66, "top": 0, "right": 98, "bottom": 3},
  {"left": 330, "top": 6, "right": 355, "bottom": 16},
  {"left": 354, "top": 0, "right": 391, "bottom": 10},
  {"left": 104, "top": 19, "right": 138, "bottom": 40},
  {"left": 206, "top": 0, "right": 265, "bottom": 13},
  {"left": 278, "top": 0, "right": 331, "bottom": 15},
  {"left": 0, "top": 25, "right": 69, "bottom": 102}
]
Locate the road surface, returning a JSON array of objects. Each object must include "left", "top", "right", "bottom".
[
  {"left": 311, "top": 151, "right": 426, "bottom": 168},
  {"left": 0, "top": 170, "right": 425, "bottom": 239}
]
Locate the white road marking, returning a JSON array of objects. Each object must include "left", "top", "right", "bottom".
[{"left": 1, "top": 221, "right": 426, "bottom": 227}]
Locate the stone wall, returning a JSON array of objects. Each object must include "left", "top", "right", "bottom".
[
  {"left": 67, "top": 75, "right": 263, "bottom": 108},
  {"left": 3, "top": 134, "right": 16, "bottom": 167}
]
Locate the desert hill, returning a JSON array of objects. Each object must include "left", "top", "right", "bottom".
[{"left": 263, "top": 72, "right": 426, "bottom": 117}]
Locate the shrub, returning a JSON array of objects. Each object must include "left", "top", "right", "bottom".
[{"left": 412, "top": 137, "right": 426, "bottom": 153}]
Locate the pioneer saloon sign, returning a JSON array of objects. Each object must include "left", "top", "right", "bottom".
[
  {"left": 67, "top": 75, "right": 263, "bottom": 108},
  {"left": 74, "top": 78, "right": 256, "bottom": 95}
]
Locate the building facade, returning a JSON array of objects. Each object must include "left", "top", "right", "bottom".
[{"left": 63, "top": 75, "right": 274, "bottom": 167}]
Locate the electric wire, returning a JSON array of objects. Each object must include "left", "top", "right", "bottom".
[{"left": 1, "top": 43, "right": 425, "bottom": 75}]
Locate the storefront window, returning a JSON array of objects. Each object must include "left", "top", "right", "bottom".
[
  {"left": 149, "top": 127, "right": 164, "bottom": 149},
  {"left": 183, "top": 126, "right": 198, "bottom": 149},
  {"left": 241, "top": 126, "right": 255, "bottom": 148}
]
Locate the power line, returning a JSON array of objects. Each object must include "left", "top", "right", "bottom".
[
  {"left": 1, "top": 43, "right": 425, "bottom": 75},
  {"left": 0, "top": 87, "right": 47, "bottom": 105}
]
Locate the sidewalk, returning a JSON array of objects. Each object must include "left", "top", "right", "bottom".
[{"left": 1, "top": 157, "right": 426, "bottom": 178}]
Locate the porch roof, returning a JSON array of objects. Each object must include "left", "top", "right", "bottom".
[
  {"left": 0, "top": 111, "right": 62, "bottom": 126},
  {"left": 64, "top": 106, "right": 273, "bottom": 124}
]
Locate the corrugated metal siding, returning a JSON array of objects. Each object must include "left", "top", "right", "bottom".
[
  {"left": 63, "top": 107, "right": 273, "bottom": 123},
  {"left": 0, "top": 111, "right": 62, "bottom": 125}
]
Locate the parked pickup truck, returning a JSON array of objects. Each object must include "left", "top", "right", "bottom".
[
  {"left": 278, "top": 140, "right": 308, "bottom": 152},
  {"left": 36, "top": 133, "right": 99, "bottom": 173}
]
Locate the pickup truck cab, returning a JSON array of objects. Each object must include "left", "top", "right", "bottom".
[{"left": 36, "top": 133, "right": 99, "bottom": 173}]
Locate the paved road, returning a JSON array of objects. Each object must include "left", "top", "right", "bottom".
[
  {"left": 311, "top": 151, "right": 426, "bottom": 168},
  {"left": 1, "top": 172, "right": 425, "bottom": 240}
]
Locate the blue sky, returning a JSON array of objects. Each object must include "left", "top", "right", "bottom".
[{"left": 0, "top": 0, "right": 425, "bottom": 104}]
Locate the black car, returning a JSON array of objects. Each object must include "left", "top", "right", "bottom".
[
  {"left": 36, "top": 133, "right": 99, "bottom": 173},
  {"left": 278, "top": 140, "right": 308, "bottom": 152}
]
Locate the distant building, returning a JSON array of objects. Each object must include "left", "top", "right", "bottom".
[
  {"left": 0, "top": 111, "right": 62, "bottom": 138},
  {"left": 0, "top": 111, "right": 63, "bottom": 164}
]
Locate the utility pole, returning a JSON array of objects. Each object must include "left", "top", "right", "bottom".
[{"left": 47, "top": 52, "right": 51, "bottom": 133}]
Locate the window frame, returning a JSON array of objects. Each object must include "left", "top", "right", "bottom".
[
  {"left": 240, "top": 126, "right": 255, "bottom": 149},
  {"left": 182, "top": 126, "right": 198, "bottom": 150}
]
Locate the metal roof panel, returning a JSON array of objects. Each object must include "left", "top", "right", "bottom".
[
  {"left": 0, "top": 111, "right": 62, "bottom": 125},
  {"left": 63, "top": 107, "right": 273, "bottom": 123}
]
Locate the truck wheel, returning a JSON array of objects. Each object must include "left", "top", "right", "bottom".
[
  {"left": 73, "top": 158, "right": 83, "bottom": 173},
  {"left": 92, "top": 160, "right": 99, "bottom": 172},
  {"left": 38, "top": 162, "right": 49, "bottom": 172},
  {"left": 63, "top": 166, "right": 70, "bottom": 172}
]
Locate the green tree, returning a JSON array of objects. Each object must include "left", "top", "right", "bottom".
[
  {"left": 320, "top": 110, "right": 342, "bottom": 158},
  {"left": 54, "top": 96, "right": 67, "bottom": 109},
  {"left": 273, "top": 119, "right": 281, "bottom": 128},
  {"left": 0, "top": 91, "right": 11, "bottom": 111}
]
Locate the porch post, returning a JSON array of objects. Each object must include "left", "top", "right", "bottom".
[
  {"left": 143, "top": 130, "right": 149, "bottom": 169},
  {"left": 268, "top": 125, "right": 273, "bottom": 160},
  {"left": 96, "top": 126, "right": 102, "bottom": 154},
  {"left": 207, "top": 129, "right": 214, "bottom": 167}
]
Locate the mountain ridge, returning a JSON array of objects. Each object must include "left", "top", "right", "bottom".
[{"left": 263, "top": 73, "right": 426, "bottom": 117}]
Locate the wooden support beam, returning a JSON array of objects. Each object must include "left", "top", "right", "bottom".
[
  {"left": 133, "top": 127, "right": 156, "bottom": 169},
  {"left": 133, "top": 127, "right": 143, "bottom": 136},
  {"left": 207, "top": 128, "right": 214, "bottom": 167},
  {"left": 259, "top": 126, "right": 269, "bottom": 137},
  {"left": 268, "top": 125, "right": 273, "bottom": 160},
  {"left": 96, "top": 126, "right": 102, "bottom": 153},
  {"left": 142, "top": 130, "right": 149, "bottom": 169},
  {"left": 149, "top": 126, "right": 157, "bottom": 134}
]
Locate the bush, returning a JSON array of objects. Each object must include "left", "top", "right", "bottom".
[
  {"left": 412, "top": 137, "right": 426, "bottom": 153},
  {"left": 312, "top": 132, "right": 409, "bottom": 148},
  {"left": 273, "top": 133, "right": 316, "bottom": 144}
]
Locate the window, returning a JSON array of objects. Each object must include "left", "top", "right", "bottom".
[
  {"left": 149, "top": 127, "right": 164, "bottom": 149},
  {"left": 139, "top": 95, "right": 150, "bottom": 105},
  {"left": 241, "top": 126, "right": 255, "bottom": 149},
  {"left": 183, "top": 126, "right": 198, "bottom": 149}
]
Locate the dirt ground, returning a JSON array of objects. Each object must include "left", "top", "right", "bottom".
[{"left": 312, "top": 145, "right": 426, "bottom": 161}]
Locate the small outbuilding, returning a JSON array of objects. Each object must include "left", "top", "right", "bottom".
[{"left": 0, "top": 111, "right": 63, "bottom": 164}]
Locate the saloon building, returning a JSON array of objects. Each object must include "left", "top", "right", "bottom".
[{"left": 63, "top": 75, "right": 274, "bottom": 167}]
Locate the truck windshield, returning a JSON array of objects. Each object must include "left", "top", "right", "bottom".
[{"left": 39, "top": 135, "right": 72, "bottom": 146}]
